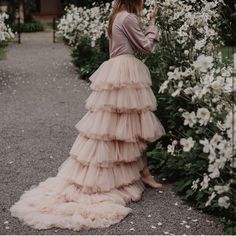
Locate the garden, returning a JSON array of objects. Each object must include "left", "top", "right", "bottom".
[
  {"left": 57, "top": 0, "right": 236, "bottom": 234},
  {"left": 0, "top": 0, "right": 235, "bottom": 234}
]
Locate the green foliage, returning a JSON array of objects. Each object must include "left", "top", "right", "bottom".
[
  {"left": 71, "top": 34, "right": 109, "bottom": 80},
  {"left": 224, "top": 220, "right": 236, "bottom": 235},
  {"left": 4, "top": 0, "right": 38, "bottom": 25},
  {"left": 0, "top": 41, "right": 8, "bottom": 60},
  {"left": 138, "top": 18, "right": 236, "bottom": 232},
  {"left": 219, "top": 1, "right": 236, "bottom": 46},
  {"left": 146, "top": 141, "right": 236, "bottom": 232},
  {"left": 219, "top": 46, "right": 236, "bottom": 65},
  {"left": 12, "top": 20, "right": 44, "bottom": 32}
]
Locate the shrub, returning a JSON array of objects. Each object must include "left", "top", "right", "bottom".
[
  {"left": 12, "top": 20, "right": 44, "bottom": 33},
  {"left": 0, "top": 13, "right": 14, "bottom": 42},
  {"left": 71, "top": 34, "right": 109, "bottom": 80}
]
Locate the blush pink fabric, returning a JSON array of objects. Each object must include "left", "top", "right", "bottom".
[
  {"left": 109, "top": 10, "right": 160, "bottom": 58},
  {"left": 9, "top": 10, "right": 166, "bottom": 231}
]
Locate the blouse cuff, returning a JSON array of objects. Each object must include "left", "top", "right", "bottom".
[
  {"left": 149, "top": 19, "right": 156, "bottom": 26},
  {"left": 145, "top": 24, "right": 160, "bottom": 42}
]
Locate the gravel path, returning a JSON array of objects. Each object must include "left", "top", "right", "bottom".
[{"left": 0, "top": 32, "right": 224, "bottom": 235}]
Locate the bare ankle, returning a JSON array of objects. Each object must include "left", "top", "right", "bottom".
[{"left": 141, "top": 166, "right": 151, "bottom": 177}]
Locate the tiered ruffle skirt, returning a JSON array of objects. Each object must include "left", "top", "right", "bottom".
[{"left": 10, "top": 54, "right": 166, "bottom": 231}]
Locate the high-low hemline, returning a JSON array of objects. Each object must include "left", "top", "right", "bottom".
[{"left": 9, "top": 54, "right": 166, "bottom": 231}]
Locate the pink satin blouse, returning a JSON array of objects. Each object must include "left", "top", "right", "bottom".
[{"left": 109, "top": 10, "right": 159, "bottom": 58}]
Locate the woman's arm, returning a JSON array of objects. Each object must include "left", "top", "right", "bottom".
[{"left": 122, "top": 13, "right": 159, "bottom": 54}]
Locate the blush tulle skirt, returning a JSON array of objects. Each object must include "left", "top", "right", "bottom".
[{"left": 9, "top": 54, "right": 166, "bottom": 231}]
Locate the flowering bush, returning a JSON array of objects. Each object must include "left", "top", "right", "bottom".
[
  {"left": 58, "top": 0, "right": 235, "bottom": 232},
  {"left": 145, "top": 0, "right": 235, "bottom": 233},
  {"left": 157, "top": 0, "right": 235, "bottom": 202},
  {"left": 57, "top": 2, "right": 156, "bottom": 77},
  {"left": 57, "top": 3, "right": 112, "bottom": 78},
  {"left": 0, "top": 13, "right": 14, "bottom": 42},
  {"left": 57, "top": 3, "right": 112, "bottom": 47},
  {"left": 57, "top": 1, "right": 156, "bottom": 47}
]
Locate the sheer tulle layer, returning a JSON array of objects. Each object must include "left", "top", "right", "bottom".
[
  {"left": 76, "top": 110, "right": 166, "bottom": 142},
  {"left": 69, "top": 134, "right": 147, "bottom": 167},
  {"left": 57, "top": 155, "right": 146, "bottom": 193},
  {"left": 10, "top": 54, "right": 166, "bottom": 231},
  {"left": 85, "top": 87, "right": 157, "bottom": 113},
  {"left": 10, "top": 177, "right": 145, "bottom": 230},
  {"left": 89, "top": 54, "right": 152, "bottom": 90}
]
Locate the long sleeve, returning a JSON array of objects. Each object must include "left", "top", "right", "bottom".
[{"left": 122, "top": 13, "right": 159, "bottom": 54}]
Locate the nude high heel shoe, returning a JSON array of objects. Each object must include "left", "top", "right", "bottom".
[{"left": 141, "top": 166, "right": 163, "bottom": 189}]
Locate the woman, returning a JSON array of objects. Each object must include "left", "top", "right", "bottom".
[{"left": 10, "top": 0, "right": 166, "bottom": 231}]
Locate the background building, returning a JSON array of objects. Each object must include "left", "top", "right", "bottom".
[
  {"left": 0, "top": 0, "right": 62, "bottom": 24},
  {"left": 32, "top": 0, "right": 62, "bottom": 23}
]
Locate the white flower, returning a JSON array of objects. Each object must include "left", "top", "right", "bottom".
[
  {"left": 182, "top": 111, "right": 197, "bottom": 127},
  {"left": 194, "top": 38, "right": 206, "bottom": 50},
  {"left": 208, "top": 150, "right": 216, "bottom": 163},
  {"left": 221, "top": 67, "right": 231, "bottom": 77},
  {"left": 230, "top": 158, "right": 236, "bottom": 168},
  {"left": 184, "top": 50, "right": 189, "bottom": 56},
  {"left": 178, "top": 81, "right": 183, "bottom": 88},
  {"left": 183, "top": 87, "right": 193, "bottom": 95},
  {"left": 205, "top": 191, "right": 216, "bottom": 206},
  {"left": 200, "top": 174, "right": 210, "bottom": 190},
  {"left": 208, "top": 162, "right": 220, "bottom": 179},
  {"left": 180, "top": 137, "right": 195, "bottom": 152},
  {"left": 191, "top": 178, "right": 200, "bottom": 190},
  {"left": 216, "top": 121, "right": 226, "bottom": 131},
  {"left": 210, "top": 133, "right": 223, "bottom": 148},
  {"left": 224, "top": 76, "right": 236, "bottom": 92},
  {"left": 181, "top": 68, "right": 193, "bottom": 77},
  {"left": 224, "top": 110, "right": 236, "bottom": 129},
  {"left": 167, "top": 144, "right": 174, "bottom": 155},
  {"left": 214, "top": 185, "right": 230, "bottom": 194},
  {"left": 167, "top": 68, "right": 181, "bottom": 80},
  {"left": 197, "top": 108, "right": 211, "bottom": 126},
  {"left": 159, "top": 80, "right": 170, "bottom": 93},
  {"left": 193, "top": 55, "right": 214, "bottom": 72},
  {"left": 167, "top": 140, "right": 178, "bottom": 155},
  {"left": 199, "top": 138, "right": 211, "bottom": 153},
  {"left": 171, "top": 88, "right": 181, "bottom": 97},
  {"left": 211, "top": 80, "right": 221, "bottom": 90},
  {"left": 218, "top": 196, "right": 230, "bottom": 208},
  {"left": 0, "top": 13, "right": 14, "bottom": 42}
]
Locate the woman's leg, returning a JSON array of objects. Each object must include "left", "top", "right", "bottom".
[{"left": 140, "top": 154, "right": 163, "bottom": 189}]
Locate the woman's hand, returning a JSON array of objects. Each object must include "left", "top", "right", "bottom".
[{"left": 149, "top": 2, "right": 158, "bottom": 25}]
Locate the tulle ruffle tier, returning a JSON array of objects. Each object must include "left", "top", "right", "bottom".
[
  {"left": 76, "top": 110, "right": 165, "bottom": 142},
  {"left": 70, "top": 135, "right": 148, "bottom": 166},
  {"left": 10, "top": 54, "right": 166, "bottom": 231},
  {"left": 57, "top": 153, "right": 147, "bottom": 193},
  {"left": 85, "top": 87, "right": 157, "bottom": 113},
  {"left": 89, "top": 54, "right": 152, "bottom": 90}
]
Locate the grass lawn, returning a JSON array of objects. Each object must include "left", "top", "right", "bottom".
[
  {"left": 219, "top": 46, "right": 236, "bottom": 64},
  {"left": 0, "top": 42, "right": 8, "bottom": 60}
]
